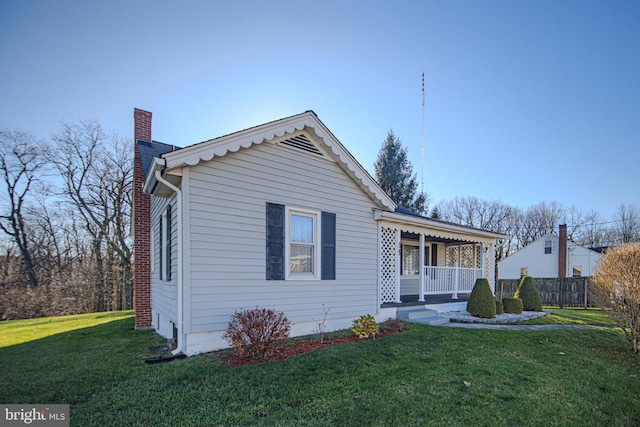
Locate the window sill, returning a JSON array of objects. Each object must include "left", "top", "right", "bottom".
[{"left": 287, "top": 274, "right": 321, "bottom": 281}]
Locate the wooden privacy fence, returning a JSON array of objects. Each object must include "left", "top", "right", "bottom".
[{"left": 497, "top": 277, "right": 592, "bottom": 308}]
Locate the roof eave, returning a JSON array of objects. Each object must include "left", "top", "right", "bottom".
[
  {"left": 374, "top": 210, "right": 509, "bottom": 241},
  {"left": 142, "top": 157, "right": 165, "bottom": 195},
  {"left": 159, "top": 111, "right": 396, "bottom": 210}
]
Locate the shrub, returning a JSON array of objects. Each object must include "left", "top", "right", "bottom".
[
  {"left": 495, "top": 298, "right": 504, "bottom": 315},
  {"left": 223, "top": 307, "right": 291, "bottom": 359},
  {"left": 592, "top": 242, "right": 640, "bottom": 353},
  {"left": 466, "top": 278, "right": 496, "bottom": 318},
  {"left": 514, "top": 275, "right": 543, "bottom": 311},
  {"left": 503, "top": 297, "right": 523, "bottom": 314},
  {"left": 382, "top": 317, "right": 405, "bottom": 333},
  {"left": 351, "top": 314, "right": 379, "bottom": 339}
]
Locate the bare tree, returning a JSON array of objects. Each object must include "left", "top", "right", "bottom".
[
  {"left": 436, "top": 196, "right": 514, "bottom": 231},
  {"left": 434, "top": 196, "right": 517, "bottom": 263},
  {"left": 610, "top": 203, "right": 640, "bottom": 244},
  {"left": 0, "top": 130, "right": 48, "bottom": 287},
  {"left": 50, "top": 120, "right": 133, "bottom": 310},
  {"left": 573, "top": 209, "right": 607, "bottom": 247},
  {"left": 513, "top": 201, "right": 565, "bottom": 248}
]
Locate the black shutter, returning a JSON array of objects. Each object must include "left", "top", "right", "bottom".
[
  {"left": 166, "top": 205, "right": 172, "bottom": 281},
  {"left": 266, "top": 203, "right": 285, "bottom": 280},
  {"left": 431, "top": 243, "right": 438, "bottom": 267},
  {"left": 321, "top": 212, "right": 336, "bottom": 280},
  {"left": 158, "top": 215, "right": 163, "bottom": 278}
]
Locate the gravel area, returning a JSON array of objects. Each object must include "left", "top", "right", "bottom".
[{"left": 442, "top": 310, "right": 550, "bottom": 324}]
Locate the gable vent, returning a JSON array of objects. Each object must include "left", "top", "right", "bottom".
[{"left": 279, "top": 134, "right": 323, "bottom": 156}]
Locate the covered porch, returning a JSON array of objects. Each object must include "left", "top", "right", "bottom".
[
  {"left": 381, "top": 293, "right": 470, "bottom": 308},
  {"left": 375, "top": 210, "right": 503, "bottom": 306}
]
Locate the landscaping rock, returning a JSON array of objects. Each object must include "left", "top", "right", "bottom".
[{"left": 444, "top": 310, "right": 549, "bottom": 324}]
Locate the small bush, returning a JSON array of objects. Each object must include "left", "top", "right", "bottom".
[
  {"left": 514, "top": 275, "right": 543, "bottom": 311},
  {"left": 495, "top": 298, "right": 504, "bottom": 315},
  {"left": 466, "top": 278, "right": 496, "bottom": 318},
  {"left": 503, "top": 297, "right": 523, "bottom": 314},
  {"left": 382, "top": 317, "right": 405, "bottom": 333},
  {"left": 223, "top": 307, "right": 291, "bottom": 359},
  {"left": 351, "top": 314, "right": 379, "bottom": 339}
]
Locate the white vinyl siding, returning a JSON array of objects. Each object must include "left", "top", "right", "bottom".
[
  {"left": 186, "top": 140, "right": 379, "bottom": 333},
  {"left": 150, "top": 194, "right": 178, "bottom": 325},
  {"left": 498, "top": 236, "right": 601, "bottom": 279}
]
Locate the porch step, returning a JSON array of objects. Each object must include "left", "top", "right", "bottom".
[{"left": 396, "top": 307, "right": 451, "bottom": 326}]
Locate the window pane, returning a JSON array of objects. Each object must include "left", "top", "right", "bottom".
[
  {"left": 573, "top": 266, "right": 582, "bottom": 277},
  {"left": 402, "top": 245, "right": 420, "bottom": 275},
  {"left": 291, "top": 214, "right": 313, "bottom": 243},
  {"left": 291, "top": 244, "right": 313, "bottom": 273}
]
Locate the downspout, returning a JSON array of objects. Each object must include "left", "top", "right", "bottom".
[{"left": 155, "top": 169, "right": 184, "bottom": 356}]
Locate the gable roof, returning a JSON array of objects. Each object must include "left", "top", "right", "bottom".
[{"left": 143, "top": 111, "right": 396, "bottom": 210}]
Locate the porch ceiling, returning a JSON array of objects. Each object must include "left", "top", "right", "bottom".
[
  {"left": 401, "top": 231, "right": 476, "bottom": 245},
  {"left": 374, "top": 209, "right": 508, "bottom": 244}
]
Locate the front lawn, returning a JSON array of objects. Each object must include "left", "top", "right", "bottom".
[
  {"left": 1, "top": 311, "right": 639, "bottom": 426},
  {"left": 512, "top": 307, "right": 618, "bottom": 327}
]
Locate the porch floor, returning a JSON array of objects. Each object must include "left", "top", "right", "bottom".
[{"left": 382, "top": 293, "right": 470, "bottom": 308}]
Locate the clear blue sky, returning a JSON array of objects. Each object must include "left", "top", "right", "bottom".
[{"left": 1, "top": 0, "right": 638, "bottom": 218}]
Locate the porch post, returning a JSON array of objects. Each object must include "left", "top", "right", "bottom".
[
  {"left": 480, "top": 242, "right": 485, "bottom": 279},
  {"left": 418, "top": 233, "right": 425, "bottom": 302},
  {"left": 452, "top": 262, "right": 459, "bottom": 300}
]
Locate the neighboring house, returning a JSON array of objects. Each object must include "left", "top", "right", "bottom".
[
  {"left": 132, "top": 109, "right": 507, "bottom": 356},
  {"left": 498, "top": 224, "right": 601, "bottom": 280}
]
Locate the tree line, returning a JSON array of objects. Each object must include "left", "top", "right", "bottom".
[
  {"left": 0, "top": 121, "right": 132, "bottom": 320},
  {"left": 1, "top": 124, "right": 638, "bottom": 320},
  {"left": 374, "top": 130, "right": 640, "bottom": 263}
]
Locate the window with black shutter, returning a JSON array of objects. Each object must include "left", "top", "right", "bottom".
[{"left": 266, "top": 203, "right": 336, "bottom": 281}]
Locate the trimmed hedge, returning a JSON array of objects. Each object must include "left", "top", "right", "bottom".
[
  {"left": 503, "top": 297, "right": 523, "bottom": 314},
  {"left": 466, "top": 278, "right": 496, "bottom": 318},
  {"left": 495, "top": 298, "right": 504, "bottom": 315},
  {"left": 514, "top": 275, "right": 543, "bottom": 311}
]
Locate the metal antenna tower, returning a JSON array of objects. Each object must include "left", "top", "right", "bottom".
[{"left": 421, "top": 72, "right": 425, "bottom": 195}]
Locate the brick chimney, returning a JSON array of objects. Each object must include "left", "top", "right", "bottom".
[
  {"left": 133, "top": 108, "right": 153, "bottom": 329},
  {"left": 558, "top": 224, "right": 567, "bottom": 278}
]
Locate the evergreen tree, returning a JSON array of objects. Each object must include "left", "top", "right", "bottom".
[
  {"left": 430, "top": 206, "right": 441, "bottom": 220},
  {"left": 374, "top": 130, "right": 428, "bottom": 214}
]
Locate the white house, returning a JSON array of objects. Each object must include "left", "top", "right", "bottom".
[
  {"left": 498, "top": 225, "right": 601, "bottom": 280},
  {"left": 132, "top": 109, "right": 507, "bottom": 356}
]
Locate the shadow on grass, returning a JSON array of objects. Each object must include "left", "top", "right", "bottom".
[{"left": 0, "top": 316, "right": 165, "bottom": 405}]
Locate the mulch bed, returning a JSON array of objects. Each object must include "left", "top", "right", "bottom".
[{"left": 222, "top": 326, "right": 405, "bottom": 366}]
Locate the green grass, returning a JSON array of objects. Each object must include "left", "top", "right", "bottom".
[
  {"left": 0, "top": 311, "right": 135, "bottom": 347},
  {"left": 512, "top": 307, "right": 618, "bottom": 327},
  {"left": 1, "top": 311, "right": 639, "bottom": 426}
]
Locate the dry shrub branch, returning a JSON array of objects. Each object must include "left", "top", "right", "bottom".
[{"left": 591, "top": 242, "right": 640, "bottom": 353}]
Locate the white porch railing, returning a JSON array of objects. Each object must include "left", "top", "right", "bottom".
[{"left": 423, "top": 265, "right": 483, "bottom": 299}]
